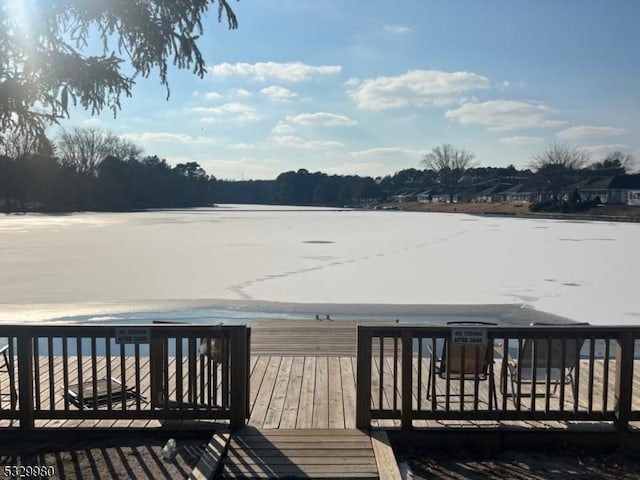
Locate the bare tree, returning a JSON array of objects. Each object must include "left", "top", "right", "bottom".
[
  {"left": 590, "top": 150, "right": 635, "bottom": 175},
  {"left": 421, "top": 144, "right": 475, "bottom": 202},
  {"left": 528, "top": 143, "right": 590, "bottom": 201},
  {"left": 0, "top": 131, "right": 55, "bottom": 159},
  {"left": 57, "top": 127, "right": 143, "bottom": 176}
]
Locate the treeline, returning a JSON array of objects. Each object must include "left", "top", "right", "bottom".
[
  {"left": 216, "top": 169, "right": 382, "bottom": 206},
  {"left": 0, "top": 154, "right": 215, "bottom": 211},
  {"left": 1, "top": 154, "right": 629, "bottom": 213},
  {"left": 0, "top": 152, "right": 390, "bottom": 211},
  {"left": 1, "top": 128, "right": 636, "bottom": 213}
]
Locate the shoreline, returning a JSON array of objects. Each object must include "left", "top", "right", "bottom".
[
  {"left": 0, "top": 300, "right": 576, "bottom": 326},
  {"left": 383, "top": 201, "right": 640, "bottom": 223}
]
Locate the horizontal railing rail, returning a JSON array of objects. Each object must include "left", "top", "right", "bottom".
[
  {"left": 356, "top": 325, "right": 640, "bottom": 431},
  {"left": 0, "top": 324, "right": 249, "bottom": 431}
]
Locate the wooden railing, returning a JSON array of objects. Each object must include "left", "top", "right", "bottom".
[
  {"left": 0, "top": 324, "right": 250, "bottom": 430},
  {"left": 356, "top": 325, "right": 640, "bottom": 431}
]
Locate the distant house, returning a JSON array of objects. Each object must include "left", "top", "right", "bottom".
[
  {"left": 457, "top": 184, "right": 488, "bottom": 203},
  {"left": 579, "top": 175, "right": 640, "bottom": 205},
  {"left": 502, "top": 183, "right": 538, "bottom": 203},
  {"left": 417, "top": 190, "right": 433, "bottom": 203},
  {"left": 473, "top": 183, "right": 514, "bottom": 203},
  {"left": 432, "top": 192, "right": 455, "bottom": 203},
  {"left": 390, "top": 190, "right": 417, "bottom": 203},
  {"left": 576, "top": 177, "right": 614, "bottom": 203},
  {"left": 417, "top": 189, "right": 451, "bottom": 203}
]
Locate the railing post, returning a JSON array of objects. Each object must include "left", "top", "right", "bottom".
[
  {"left": 17, "top": 330, "right": 34, "bottom": 431},
  {"left": 246, "top": 327, "right": 251, "bottom": 418},
  {"left": 614, "top": 330, "right": 634, "bottom": 431},
  {"left": 149, "top": 330, "right": 164, "bottom": 408},
  {"left": 229, "top": 326, "right": 248, "bottom": 430},
  {"left": 356, "top": 326, "right": 372, "bottom": 429},
  {"left": 401, "top": 330, "right": 413, "bottom": 430}
]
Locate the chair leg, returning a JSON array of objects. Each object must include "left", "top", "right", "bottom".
[
  {"left": 569, "top": 373, "right": 578, "bottom": 405},
  {"left": 492, "top": 379, "right": 498, "bottom": 409},
  {"left": 489, "top": 364, "right": 497, "bottom": 410},
  {"left": 1, "top": 349, "right": 17, "bottom": 410},
  {"left": 426, "top": 358, "right": 433, "bottom": 399},
  {"left": 509, "top": 375, "right": 518, "bottom": 408}
]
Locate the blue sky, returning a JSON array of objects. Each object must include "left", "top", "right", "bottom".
[{"left": 62, "top": 0, "right": 640, "bottom": 179}]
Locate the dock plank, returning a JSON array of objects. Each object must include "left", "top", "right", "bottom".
[
  {"left": 280, "top": 356, "right": 304, "bottom": 429},
  {"left": 341, "top": 357, "right": 357, "bottom": 428},
  {"left": 312, "top": 357, "right": 329, "bottom": 429},
  {"left": 264, "top": 357, "right": 293, "bottom": 429},
  {"left": 295, "top": 357, "right": 316, "bottom": 429},
  {"left": 249, "top": 356, "right": 281, "bottom": 428},
  {"left": 328, "top": 357, "right": 345, "bottom": 429}
]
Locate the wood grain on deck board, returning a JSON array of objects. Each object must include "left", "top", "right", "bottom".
[
  {"left": 218, "top": 428, "right": 378, "bottom": 479},
  {"left": 249, "top": 319, "right": 396, "bottom": 357}
]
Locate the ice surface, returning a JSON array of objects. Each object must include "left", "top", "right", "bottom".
[{"left": 0, "top": 205, "right": 638, "bottom": 325}]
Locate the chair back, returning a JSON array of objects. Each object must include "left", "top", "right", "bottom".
[
  {"left": 520, "top": 322, "right": 589, "bottom": 370},
  {"left": 444, "top": 344, "right": 492, "bottom": 376},
  {"left": 441, "top": 321, "right": 496, "bottom": 378}
]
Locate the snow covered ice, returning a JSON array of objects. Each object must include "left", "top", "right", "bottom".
[{"left": 0, "top": 205, "right": 638, "bottom": 325}]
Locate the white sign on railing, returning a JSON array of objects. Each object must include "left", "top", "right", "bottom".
[
  {"left": 115, "top": 328, "right": 150, "bottom": 344},
  {"left": 451, "top": 328, "right": 488, "bottom": 346}
]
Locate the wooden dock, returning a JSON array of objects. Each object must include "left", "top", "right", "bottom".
[
  {"left": 194, "top": 319, "right": 396, "bottom": 478},
  {"left": 3, "top": 320, "right": 640, "bottom": 479}
]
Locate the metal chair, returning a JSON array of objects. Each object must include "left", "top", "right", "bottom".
[{"left": 505, "top": 322, "right": 588, "bottom": 407}]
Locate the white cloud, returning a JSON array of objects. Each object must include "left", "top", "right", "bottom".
[
  {"left": 271, "top": 135, "right": 343, "bottom": 149},
  {"left": 208, "top": 61, "right": 342, "bottom": 82},
  {"left": 287, "top": 112, "right": 357, "bottom": 127},
  {"left": 350, "top": 147, "right": 423, "bottom": 161},
  {"left": 194, "top": 102, "right": 261, "bottom": 123},
  {"left": 203, "top": 91, "right": 223, "bottom": 101},
  {"left": 121, "top": 132, "right": 216, "bottom": 145},
  {"left": 228, "top": 88, "right": 253, "bottom": 99},
  {"left": 445, "top": 100, "right": 566, "bottom": 131},
  {"left": 556, "top": 125, "right": 626, "bottom": 140},
  {"left": 345, "top": 77, "right": 361, "bottom": 87},
  {"left": 259, "top": 86, "right": 298, "bottom": 102},
  {"left": 383, "top": 24, "right": 413, "bottom": 35},
  {"left": 228, "top": 143, "right": 255, "bottom": 150},
  {"left": 271, "top": 122, "right": 295, "bottom": 134},
  {"left": 499, "top": 136, "right": 545, "bottom": 145},
  {"left": 349, "top": 69, "right": 490, "bottom": 111}
]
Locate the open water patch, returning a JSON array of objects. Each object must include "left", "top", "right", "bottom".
[{"left": 303, "top": 240, "right": 335, "bottom": 244}]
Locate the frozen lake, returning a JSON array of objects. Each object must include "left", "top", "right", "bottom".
[{"left": 0, "top": 205, "right": 638, "bottom": 325}]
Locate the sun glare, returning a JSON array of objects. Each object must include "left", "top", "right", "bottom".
[{"left": 5, "top": 0, "right": 37, "bottom": 46}]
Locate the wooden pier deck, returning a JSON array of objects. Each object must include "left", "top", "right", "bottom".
[
  {"left": 3, "top": 320, "right": 638, "bottom": 431},
  {"left": 248, "top": 320, "right": 640, "bottom": 431},
  {"left": 3, "top": 320, "right": 640, "bottom": 479}
]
